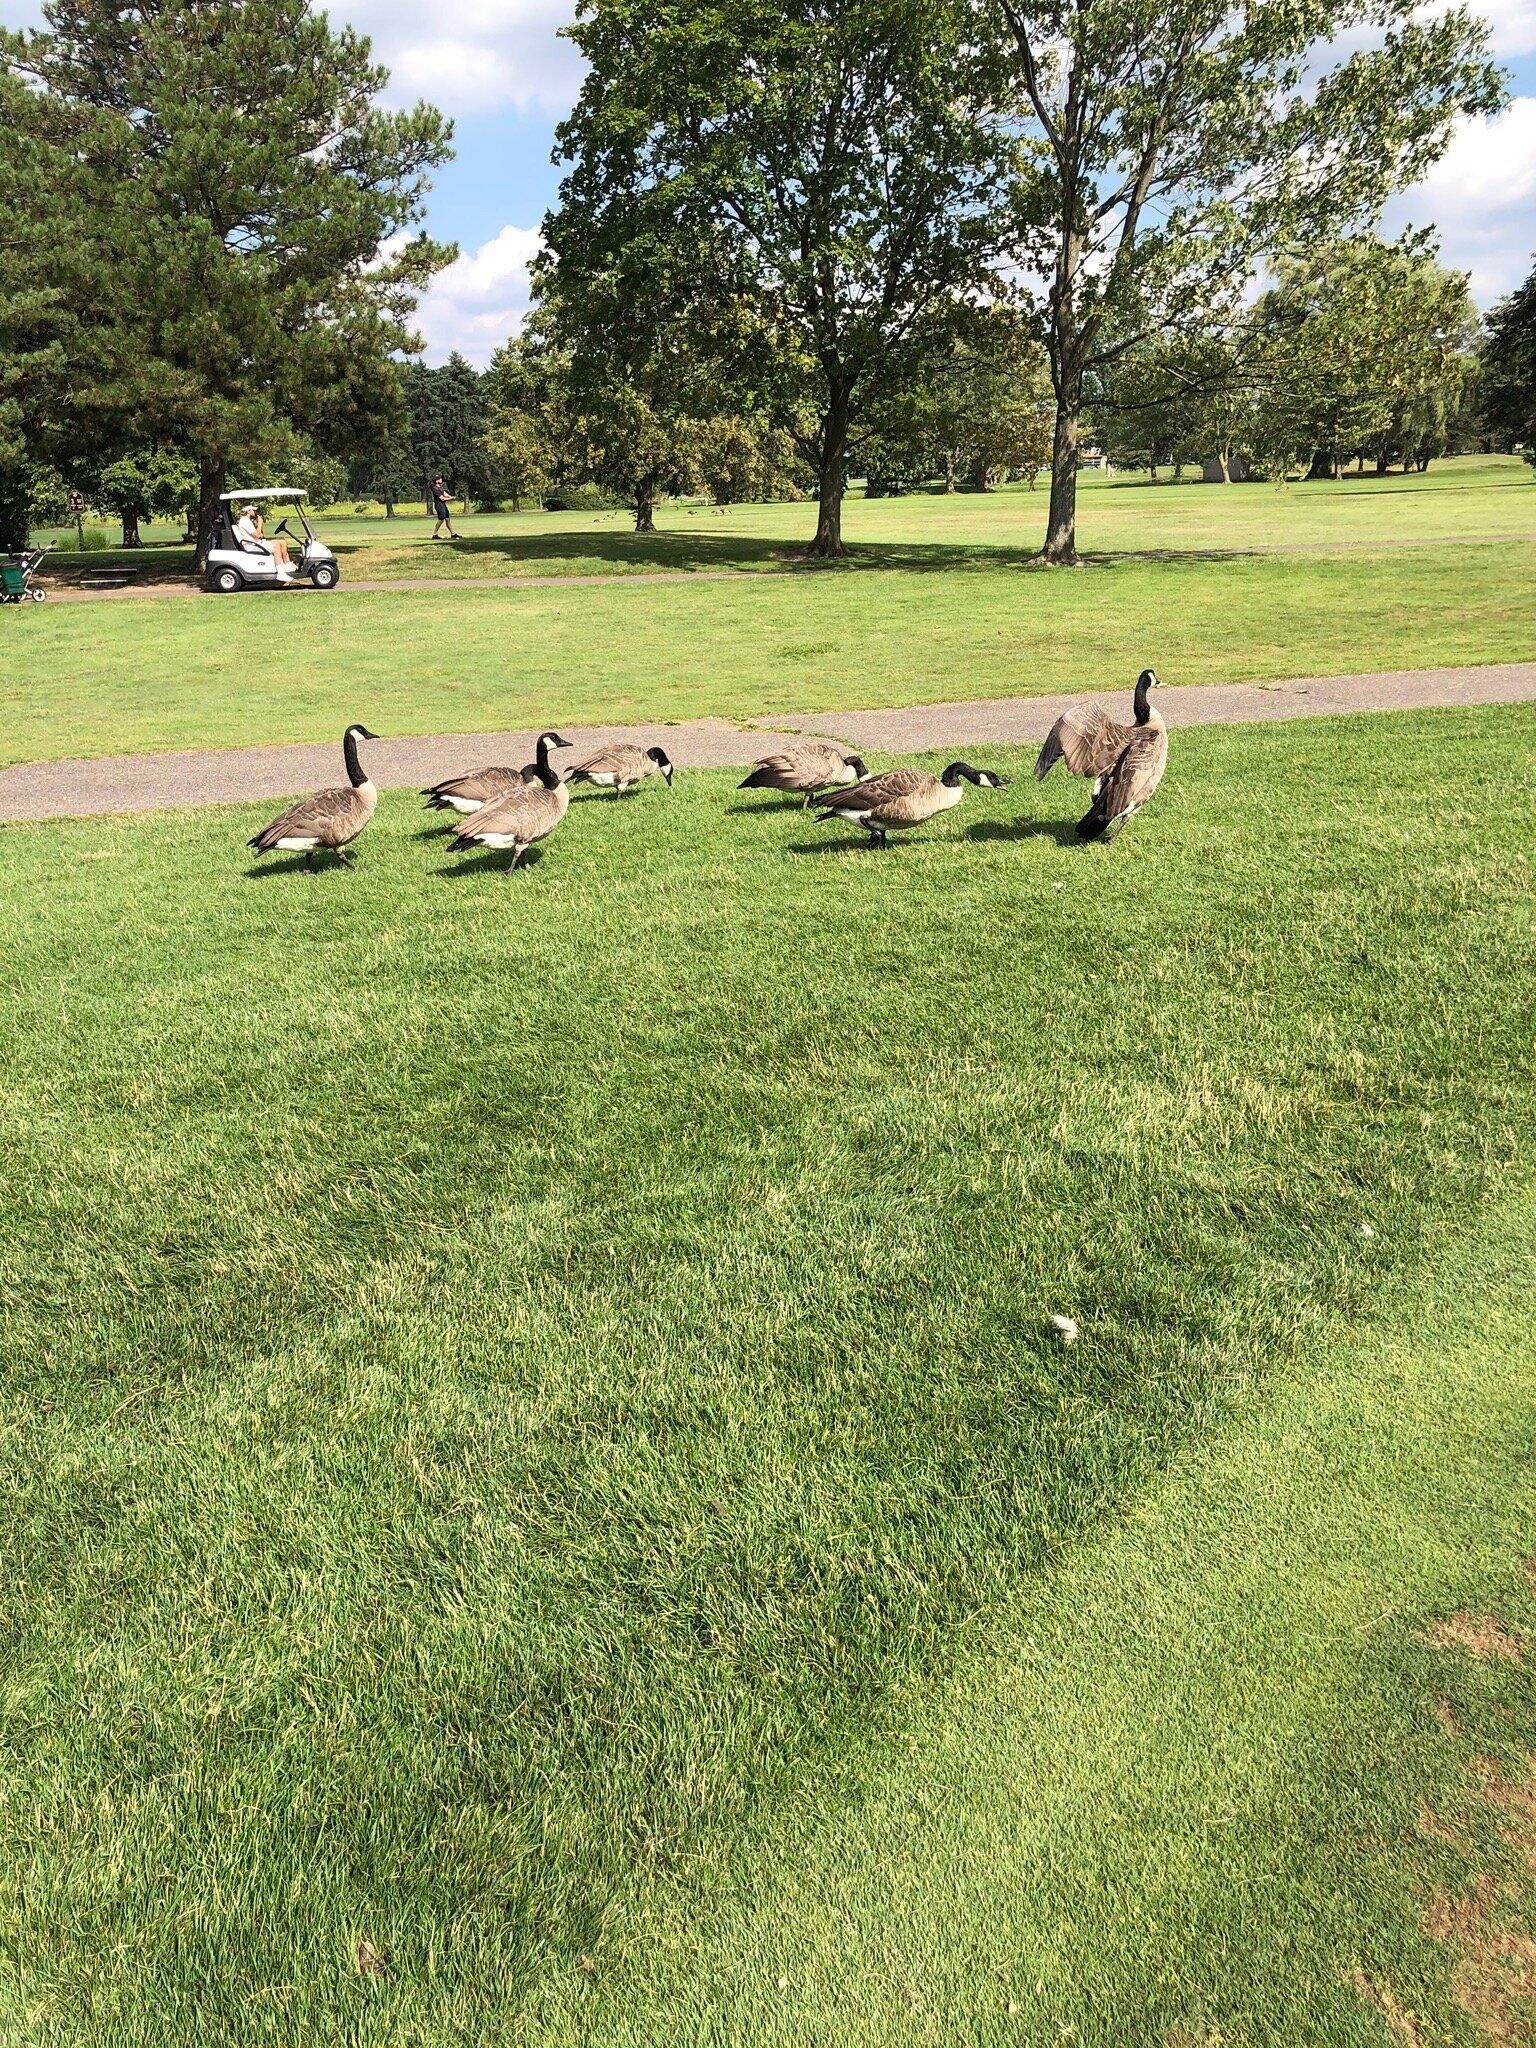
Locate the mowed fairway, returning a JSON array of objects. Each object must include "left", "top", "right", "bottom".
[
  {"left": 2, "top": 705, "right": 1534, "bottom": 2045},
  {"left": 5, "top": 458, "right": 1533, "bottom": 766}
]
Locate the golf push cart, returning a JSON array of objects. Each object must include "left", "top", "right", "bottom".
[
  {"left": 2, "top": 543, "right": 52, "bottom": 603},
  {"left": 203, "top": 488, "right": 340, "bottom": 593}
]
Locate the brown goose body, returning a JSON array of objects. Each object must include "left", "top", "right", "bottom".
[
  {"left": 739, "top": 742, "right": 869, "bottom": 804},
  {"left": 249, "top": 726, "right": 379, "bottom": 868},
  {"left": 1035, "top": 668, "right": 1169, "bottom": 840},
  {"left": 423, "top": 731, "right": 568, "bottom": 813},
  {"left": 812, "top": 760, "right": 1007, "bottom": 845},
  {"left": 568, "top": 744, "right": 673, "bottom": 793},
  {"left": 446, "top": 765, "right": 570, "bottom": 871}
]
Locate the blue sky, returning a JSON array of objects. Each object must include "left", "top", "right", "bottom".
[{"left": 5, "top": 0, "right": 1534, "bottom": 363}]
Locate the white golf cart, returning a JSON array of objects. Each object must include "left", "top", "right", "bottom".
[{"left": 203, "top": 488, "right": 340, "bottom": 593}]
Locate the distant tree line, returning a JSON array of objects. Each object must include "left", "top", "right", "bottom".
[{"left": 1092, "top": 235, "right": 1508, "bottom": 483}]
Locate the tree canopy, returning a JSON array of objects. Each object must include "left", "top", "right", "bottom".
[
  {"left": 545, "top": 0, "right": 1013, "bottom": 555},
  {"left": 997, "top": 0, "right": 1502, "bottom": 558},
  {"left": 2, "top": 0, "right": 453, "bottom": 558}
]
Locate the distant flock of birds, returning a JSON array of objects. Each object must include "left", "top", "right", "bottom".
[{"left": 247, "top": 669, "right": 1168, "bottom": 872}]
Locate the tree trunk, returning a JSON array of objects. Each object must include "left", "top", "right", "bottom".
[
  {"left": 965, "top": 451, "right": 991, "bottom": 492},
  {"left": 120, "top": 510, "right": 142, "bottom": 548},
  {"left": 806, "top": 382, "right": 851, "bottom": 558},
  {"left": 1217, "top": 448, "right": 1232, "bottom": 484},
  {"left": 1375, "top": 450, "right": 1390, "bottom": 476},
  {"left": 194, "top": 457, "right": 226, "bottom": 572},
  {"left": 1306, "top": 449, "right": 1332, "bottom": 482},
  {"left": 384, "top": 497, "right": 396, "bottom": 518},
  {"left": 633, "top": 478, "right": 657, "bottom": 534},
  {"left": 1039, "top": 390, "right": 1081, "bottom": 564}
]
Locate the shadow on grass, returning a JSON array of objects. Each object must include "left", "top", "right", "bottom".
[
  {"left": 436, "top": 843, "right": 551, "bottom": 878},
  {"left": 966, "top": 817, "right": 1083, "bottom": 847},
  {"left": 243, "top": 853, "right": 366, "bottom": 879}
]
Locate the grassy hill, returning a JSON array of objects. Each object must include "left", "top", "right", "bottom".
[{"left": 2, "top": 705, "right": 1533, "bottom": 2044}]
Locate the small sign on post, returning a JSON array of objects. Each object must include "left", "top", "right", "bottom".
[{"left": 67, "top": 489, "right": 85, "bottom": 551}]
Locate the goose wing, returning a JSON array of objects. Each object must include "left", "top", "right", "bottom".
[
  {"left": 250, "top": 785, "right": 363, "bottom": 851},
  {"left": 572, "top": 744, "right": 646, "bottom": 779},
  {"left": 450, "top": 779, "right": 566, "bottom": 844},
  {"left": 813, "top": 766, "right": 929, "bottom": 814},
  {"left": 746, "top": 746, "right": 836, "bottom": 789},
  {"left": 1035, "top": 705, "right": 1138, "bottom": 781},
  {"left": 425, "top": 764, "right": 520, "bottom": 803},
  {"left": 1095, "top": 724, "right": 1169, "bottom": 821}
]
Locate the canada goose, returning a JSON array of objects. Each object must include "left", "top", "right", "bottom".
[
  {"left": 811, "top": 761, "right": 1008, "bottom": 846},
  {"left": 568, "top": 744, "right": 674, "bottom": 794},
  {"left": 1034, "top": 668, "right": 1168, "bottom": 840},
  {"left": 248, "top": 725, "right": 380, "bottom": 869},
  {"left": 444, "top": 740, "right": 569, "bottom": 871},
  {"left": 421, "top": 731, "right": 568, "bottom": 813},
  {"left": 739, "top": 743, "right": 870, "bottom": 806}
]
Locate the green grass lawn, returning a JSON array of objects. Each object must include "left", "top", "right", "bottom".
[
  {"left": 5, "top": 534, "right": 1534, "bottom": 767},
  {"left": 2, "top": 705, "right": 1533, "bottom": 2045},
  {"left": 38, "top": 454, "right": 1536, "bottom": 586}
]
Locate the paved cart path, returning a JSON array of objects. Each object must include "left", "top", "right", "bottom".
[{"left": 1, "top": 661, "right": 1532, "bottom": 825}]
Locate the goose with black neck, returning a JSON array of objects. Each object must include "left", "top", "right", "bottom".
[{"left": 247, "top": 724, "right": 380, "bottom": 871}]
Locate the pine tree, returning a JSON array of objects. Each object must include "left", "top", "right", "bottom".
[{"left": 8, "top": 0, "right": 453, "bottom": 563}]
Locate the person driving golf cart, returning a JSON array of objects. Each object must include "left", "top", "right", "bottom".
[
  {"left": 203, "top": 488, "right": 339, "bottom": 594},
  {"left": 234, "top": 504, "right": 294, "bottom": 581}
]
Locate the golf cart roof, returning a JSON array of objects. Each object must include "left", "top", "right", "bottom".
[{"left": 218, "top": 487, "right": 308, "bottom": 502}]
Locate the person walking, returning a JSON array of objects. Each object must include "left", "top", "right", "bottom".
[{"left": 429, "top": 475, "right": 460, "bottom": 542}]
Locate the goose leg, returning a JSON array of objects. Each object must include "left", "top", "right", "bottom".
[
  {"left": 335, "top": 847, "right": 355, "bottom": 869},
  {"left": 506, "top": 844, "right": 526, "bottom": 873},
  {"left": 304, "top": 851, "right": 316, "bottom": 872}
]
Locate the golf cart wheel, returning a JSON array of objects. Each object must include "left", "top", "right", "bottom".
[
  {"left": 207, "top": 566, "right": 243, "bottom": 594},
  {"left": 29, "top": 587, "right": 47, "bottom": 602},
  {"left": 310, "top": 563, "right": 339, "bottom": 590}
]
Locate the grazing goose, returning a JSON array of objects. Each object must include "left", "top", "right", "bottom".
[
  {"left": 248, "top": 725, "right": 380, "bottom": 870},
  {"left": 739, "top": 742, "right": 870, "bottom": 806},
  {"left": 1035, "top": 668, "right": 1168, "bottom": 840},
  {"left": 568, "top": 744, "right": 674, "bottom": 794},
  {"left": 444, "top": 741, "right": 570, "bottom": 872},
  {"left": 421, "top": 731, "right": 569, "bottom": 813},
  {"left": 811, "top": 761, "right": 1008, "bottom": 846}
]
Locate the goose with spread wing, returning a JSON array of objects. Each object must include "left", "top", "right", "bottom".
[{"left": 1035, "top": 668, "right": 1168, "bottom": 841}]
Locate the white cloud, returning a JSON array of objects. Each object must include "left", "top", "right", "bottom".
[
  {"left": 1473, "top": 0, "right": 1536, "bottom": 56},
  {"left": 411, "top": 222, "right": 542, "bottom": 365},
  {"left": 336, "top": 0, "right": 581, "bottom": 115},
  {"left": 1385, "top": 96, "right": 1536, "bottom": 301}
]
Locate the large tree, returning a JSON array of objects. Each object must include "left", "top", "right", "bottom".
[
  {"left": 996, "top": 0, "right": 1502, "bottom": 561},
  {"left": 6, "top": 0, "right": 452, "bottom": 565},
  {"left": 546, "top": 0, "right": 1011, "bottom": 556}
]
